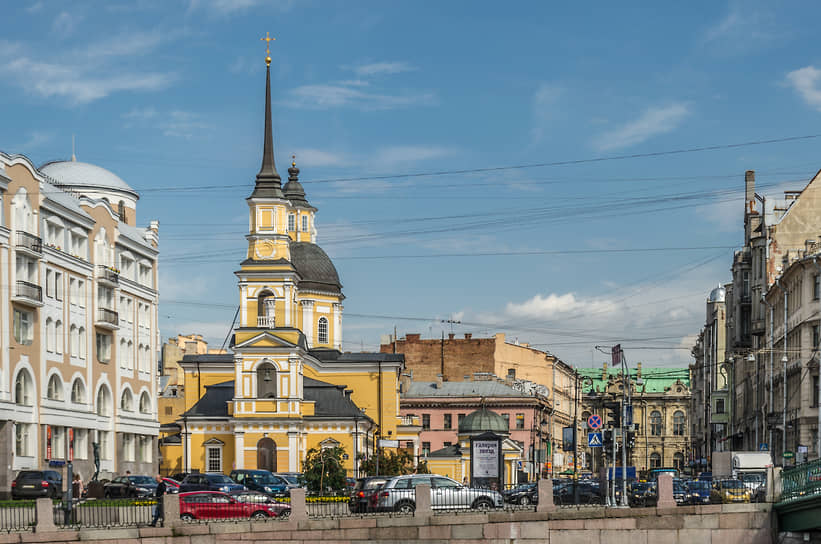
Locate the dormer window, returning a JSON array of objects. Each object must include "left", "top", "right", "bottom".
[
  {"left": 257, "top": 362, "right": 277, "bottom": 398},
  {"left": 301, "top": 215, "right": 308, "bottom": 232},
  {"left": 288, "top": 214, "right": 295, "bottom": 232}
]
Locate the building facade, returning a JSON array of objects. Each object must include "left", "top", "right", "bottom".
[
  {"left": 161, "top": 54, "right": 410, "bottom": 478},
  {"left": 579, "top": 364, "right": 691, "bottom": 475},
  {"left": 0, "top": 151, "right": 160, "bottom": 495}
]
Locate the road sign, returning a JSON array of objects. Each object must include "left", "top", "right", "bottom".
[
  {"left": 784, "top": 451, "right": 795, "bottom": 459},
  {"left": 759, "top": 443, "right": 769, "bottom": 451},
  {"left": 588, "top": 432, "right": 603, "bottom": 447},
  {"left": 588, "top": 414, "right": 603, "bottom": 430}
]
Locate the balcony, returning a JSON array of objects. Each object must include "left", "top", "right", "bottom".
[
  {"left": 96, "top": 265, "right": 119, "bottom": 286},
  {"left": 257, "top": 315, "right": 275, "bottom": 328},
  {"left": 398, "top": 415, "right": 421, "bottom": 427},
  {"left": 16, "top": 231, "right": 42, "bottom": 256},
  {"left": 13, "top": 280, "right": 43, "bottom": 307},
  {"left": 95, "top": 307, "right": 119, "bottom": 330}
]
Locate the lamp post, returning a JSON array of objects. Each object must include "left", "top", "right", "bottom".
[
  {"left": 782, "top": 354, "right": 789, "bottom": 464},
  {"left": 573, "top": 374, "right": 593, "bottom": 504}
]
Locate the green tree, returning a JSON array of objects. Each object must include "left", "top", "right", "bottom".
[
  {"left": 358, "top": 449, "right": 429, "bottom": 476},
  {"left": 301, "top": 446, "right": 346, "bottom": 493}
]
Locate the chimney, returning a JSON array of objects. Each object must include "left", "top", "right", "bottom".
[
  {"left": 602, "top": 361, "right": 608, "bottom": 381},
  {"left": 436, "top": 374, "right": 444, "bottom": 388},
  {"left": 637, "top": 362, "right": 642, "bottom": 380},
  {"left": 464, "top": 333, "right": 472, "bottom": 340},
  {"left": 400, "top": 372, "right": 411, "bottom": 393},
  {"left": 406, "top": 333, "right": 421, "bottom": 342},
  {"left": 448, "top": 333, "right": 455, "bottom": 340}
]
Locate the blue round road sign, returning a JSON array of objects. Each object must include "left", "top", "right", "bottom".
[{"left": 588, "top": 414, "right": 602, "bottom": 430}]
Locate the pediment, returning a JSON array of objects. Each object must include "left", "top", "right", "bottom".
[
  {"left": 234, "top": 331, "right": 299, "bottom": 350},
  {"left": 203, "top": 438, "right": 225, "bottom": 446}
]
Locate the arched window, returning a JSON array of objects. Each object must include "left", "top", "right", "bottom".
[
  {"left": 673, "top": 452, "right": 685, "bottom": 471},
  {"left": 118, "top": 201, "right": 126, "bottom": 222},
  {"left": 139, "top": 392, "right": 151, "bottom": 414},
  {"left": 120, "top": 339, "right": 127, "bottom": 369},
  {"left": 318, "top": 317, "right": 329, "bottom": 344},
  {"left": 673, "top": 411, "right": 685, "bottom": 436},
  {"left": 46, "top": 318, "right": 55, "bottom": 352},
  {"left": 256, "top": 362, "right": 277, "bottom": 399},
  {"left": 78, "top": 327, "right": 86, "bottom": 359},
  {"left": 47, "top": 374, "right": 63, "bottom": 401},
  {"left": 71, "top": 379, "right": 85, "bottom": 404},
  {"left": 14, "top": 370, "right": 32, "bottom": 406},
  {"left": 69, "top": 324, "right": 78, "bottom": 357},
  {"left": 121, "top": 389, "right": 133, "bottom": 411},
  {"left": 55, "top": 320, "right": 63, "bottom": 354},
  {"left": 96, "top": 385, "right": 111, "bottom": 416},
  {"left": 650, "top": 410, "right": 662, "bottom": 436},
  {"left": 127, "top": 340, "right": 133, "bottom": 370},
  {"left": 650, "top": 452, "right": 662, "bottom": 469},
  {"left": 257, "top": 291, "right": 276, "bottom": 328}
]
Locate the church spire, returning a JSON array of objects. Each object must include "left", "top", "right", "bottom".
[{"left": 251, "top": 32, "right": 283, "bottom": 199}]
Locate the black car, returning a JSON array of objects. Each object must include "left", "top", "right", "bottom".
[
  {"left": 229, "top": 470, "right": 293, "bottom": 497},
  {"left": 103, "top": 475, "right": 157, "bottom": 498},
  {"left": 503, "top": 483, "right": 538, "bottom": 505},
  {"left": 554, "top": 481, "right": 602, "bottom": 505},
  {"left": 628, "top": 482, "right": 655, "bottom": 507},
  {"left": 12, "top": 470, "right": 62, "bottom": 499},
  {"left": 348, "top": 476, "right": 389, "bottom": 513},
  {"left": 686, "top": 480, "right": 711, "bottom": 505},
  {"left": 179, "top": 473, "right": 245, "bottom": 494}
]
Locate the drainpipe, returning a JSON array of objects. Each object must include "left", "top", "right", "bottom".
[
  {"left": 762, "top": 294, "right": 774, "bottom": 456},
  {"left": 811, "top": 257, "right": 821, "bottom": 459}
]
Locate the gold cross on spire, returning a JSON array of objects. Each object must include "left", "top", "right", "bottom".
[{"left": 260, "top": 32, "right": 275, "bottom": 66}]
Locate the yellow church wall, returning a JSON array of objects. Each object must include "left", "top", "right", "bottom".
[
  {"left": 160, "top": 443, "right": 183, "bottom": 476},
  {"left": 189, "top": 432, "right": 235, "bottom": 473},
  {"left": 183, "top": 369, "right": 234, "bottom": 409}
]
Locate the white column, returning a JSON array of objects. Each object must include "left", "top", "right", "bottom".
[
  {"left": 284, "top": 284, "right": 292, "bottom": 327},
  {"left": 288, "top": 431, "right": 299, "bottom": 471},
  {"left": 302, "top": 301, "right": 314, "bottom": 346},
  {"left": 239, "top": 283, "right": 247, "bottom": 327},
  {"left": 184, "top": 428, "right": 192, "bottom": 473},
  {"left": 333, "top": 303, "right": 342, "bottom": 351},
  {"left": 289, "top": 358, "right": 299, "bottom": 399},
  {"left": 234, "top": 431, "right": 245, "bottom": 469}
]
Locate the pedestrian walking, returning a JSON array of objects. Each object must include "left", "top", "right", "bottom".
[{"left": 149, "top": 474, "right": 166, "bottom": 527}]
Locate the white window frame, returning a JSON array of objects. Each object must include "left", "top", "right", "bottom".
[
  {"left": 55, "top": 320, "right": 63, "bottom": 354},
  {"left": 74, "top": 429, "right": 88, "bottom": 460},
  {"left": 288, "top": 214, "right": 295, "bottom": 232},
  {"left": 15, "top": 423, "right": 31, "bottom": 457},
  {"left": 318, "top": 316, "right": 329, "bottom": 344},
  {"left": 47, "top": 374, "right": 63, "bottom": 401},
  {"left": 206, "top": 445, "right": 223, "bottom": 473},
  {"left": 97, "top": 333, "right": 111, "bottom": 363},
  {"left": 13, "top": 309, "right": 33, "bottom": 345},
  {"left": 301, "top": 214, "right": 308, "bottom": 232},
  {"left": 71, "top": 379, "right": 85, "bottom": 404}
]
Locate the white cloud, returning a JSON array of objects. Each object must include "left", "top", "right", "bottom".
[
  {"left": 505, "top": 293, "right": 618, "bottom": 319},
  {"left": 122, "top": 108, "right": 210, "bottom": 138},
  {"left": 592, "top": 103, "right": 690, "bottom": 151},
  {"left": 350, "top": 61, "right": 416, "bottom": 77},
  {"left": 786, "top": 66, "right": 821, "bottom": 111},
  {"left": 52, "top": 11, "right": 83, "bottom": 37},
  {"left": 292, "top": 148, "right": 349, "bottom": 167},
  {"left": 701, "top": 4, "right": 777, "bottom": 53},
  {"left": 531, "top": 83, "right": 562, "bottom": 142},
  {"left": 188, "top": 0, "right": 295, "bottom": 15},
  {"left": 25, "top": 2, "right": 44, "bottom": 13},
  {"left": 285, "top": 82, "right": 435, "bottom": 111}
]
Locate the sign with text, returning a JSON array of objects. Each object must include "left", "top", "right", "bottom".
[{"left": 472, "top": 440, "right": 500, "bottom": 477}]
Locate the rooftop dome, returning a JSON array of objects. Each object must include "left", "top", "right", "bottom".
[
  {"left": 289, "top": 241, "right": 342, "bottom": 294},
  {"left": 41, "top": 161, "right": 138, "bottom": 197},
  {"left": 708, "top": 285, "right": 726, "bottom": 303},
  {"left": 458, "top": 406, "right": 508, "bottom": 434}
]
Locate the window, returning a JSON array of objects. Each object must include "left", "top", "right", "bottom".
[
  {"left": 256, "top": 362, "right": 277, "bottom": 398},
  {"left": 52, "top": 427, "right": 65, "bottom": 459},
  {"left": 70, "top": 325, "right": 78, "bottom": 357},
  {"left": 673, "top": 452, "right": 685, "bottom": 471},
  {"left": 516, "top": 413, "right": 525, "bottom": 430},
  {"left": 814, "top": 376, "right": 819, "bottom": 408},
  {"left": 207, "top": 447, "right": 222, "bottom": 472},
  {"left": 70, "top": 231, "right": 87, "bottom": 259},
  {"left": 138, "top": 263, "right": 152, "bottom": 287},
  {"left": 75, "top": 279, "right": 85, "bottom": 308},
  {"left": 74, "top": 429, "right": 88, "bottom": 460},
  {"left": 96, "top": 385, "right": 111, "bottom": 416},
  {"left": 78, "top": 327, "right": 86, "bottom": 360},
  {"left": 46, "top": 269, "right": 53, "bottom": 298},
  {"left": 443, "top": 414, "right": 452, "bottom": 430},
  {"left": 443, "top": 441, "right": 452, "bottom": 447},
  {"left": 13, "top": 309, "right": 33, "bottom": 345},
  {"left": 99, "top": 431, "right": 111, "bottom": 460},
  {"left": 301, "top": 215, "right": 308, "bottom": 232},
  {"left": 288, "top": 214, "right": 295, "bottom": 232},
  {"left": 422, "top": 414, "right": 430, "bottom": 430},
  {"left": 15, "top": 423, "right": 30, "bottom": 457},
  {"left": 14, "top": 370, "right": 32, "bottom": 405},
  {"left": 458, "top": 413, "right": 466, "bottom": 427},
  {"left": 139, "top": 436, "right": 152, "bottom": 463},
  {"left": 123, "top": 434, "right": 135, "bottom": 462},
  {"left": 139, "top": 392, "right": 151, "bottom": 414},
  {"left": 71, "top": 379, "right": 85, "bottom": 404},
  {"left": 421, "top": 442, "right": 431, "bottom": 456},
  {"left": 118, "top": 201, "right": 126, "bottom": 222},
  {"left": 121, "top": 390, "right": 133, "bottom": 412},
  {"left": 317, "top": 317, "right": 329, "bottom": 344},
  {"left": 47, "top": 374, "right": 63, "bottom": 401},
  {"left": 55, "top": 321, "right": 63, "bottom": 354},
  {"left": 98, "top": 285, "right": 113, "bottom": 310},
  {"left": 672, "top": 410, "right": 685, "bottom": 435},
  {"left": 815, "top": 275, "right": 821, "bottom": 300},
  {"left": 716, "top": 398, "right": 725, "bottom": 414},
  {"left": 46, "top": 318, "right": 55, "bottom": 352},
  {"left": 650, "top": 411, "right": 662, "bottom": 436},
  {"left": 96, "top": 333, "right": 111, "bottom": 363},
  {"left": 815, "top": 325, "right": 820, "bottom": 351},
  {"left": 16, "top": 255, "right": 36, "bottom": 283},
  {"left": 502, "top": 413, "right": 510, "bottom": 429},
  {"left": 650, "top": 453, "right": 661, "bottom": 469}
]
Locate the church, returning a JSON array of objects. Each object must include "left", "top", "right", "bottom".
[{"left": 160, "top": 43, "right": 414, "bottom": 477}]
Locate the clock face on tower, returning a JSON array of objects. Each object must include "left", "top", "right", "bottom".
[{"left": 255, "top": 240, "right": 277, "bottom": 259}]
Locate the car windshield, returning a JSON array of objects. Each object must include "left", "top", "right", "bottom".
[
  {"left": 249, "top": 473, "right": 279, "bottom": 484},
  {"left": 689, "top": 481, "right": 710, "bottom": 491},
  {"left": 207, "top": 475, "right": 235, "bottom": 484},
  {"left": 129, "top": 476, "right": 155, "bottom": 485},
  {"left": 740, "top": 473, "right": 765, "bottom": 483},
  {"left": 278, "top": 475, "right": 299, "bottom": 485},
  {"left": 721, "top": 480, "right": 744, "bottom": 489}
]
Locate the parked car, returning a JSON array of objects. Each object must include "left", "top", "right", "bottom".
[
  {"left": 179, "top": 473, "right": 245, "bottom": 494},
  {"left": 686, "top": 480, "right": 712, "bottom": 505},
  {"left": 374, "top": 475, "right": 503, "bottom": 513},
  {"left": 553, "top": 481, "right": 602, "bottom": 505},
  {"left": 672, "top": 479, "right": 689, "bottom": 505},
  {"left": 502, "top": 482, "right": 538, "bottom": 505},
  {"left": 179, "top": 491, "right": 289, "bottom": 521},
  {"left": 273, "top": 473, "right": 303, "bottom": 487},
  {"left": 349, "top": 476, "right": 389, "bottom": 513},
  {"left": 710, "top": 479, "right": 751, "bottom": 504},
  {"left": 103, "top": 475, "right": 157, "bottom": 498},
  {"left": 169, "top": 473, "right": 190, "bottom": 483},
  {"left": 11, "top": 470, "right": 62, "bottom": 499},
  {"left": 162, "top": 478, "right": 182, "bottom": 494},
  {"left": 697, "top": 471, "right": 713, "bottom": 482},
  {"left": 229, "top": 470, "right": 294, "bottom": 497},
  {"left": 628, "top": 481, "right": 656, "bottom": 507}
]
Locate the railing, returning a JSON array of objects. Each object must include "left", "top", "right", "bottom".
[
  {"left": 97, "top": 265, "right": 119, "bottom": 285},
  {"left": 0, "top": 500, "right": 36, "bottom": 532},
  {"left": 16, "top": 231, "right": 42, "bottom": 254},
  {"left": 779, "top": 458, "right": 821, "bottom": 503},
  {"left": 179, "top": 494, "right": 290, "bottom": 522},
  {"left": 398, "top": 415, "right": 420, "bottom": 426},
  {"left": 431, "top": 484, "right": 508, "bottom": 514},
  {"left": 96, "top": 307, "right": 119, "bottom": 326},
  {"left": 15, "top": 280, "right": 42, "bottom": 303},
  {"left": 306, "top": 492, "right": 355, "bottom": 518},
  {"left": 257, "top": 316, "right": 275, "bottom": 328},
  {"left": 53, "top": 498, "right": 155, "bottom": 528}
]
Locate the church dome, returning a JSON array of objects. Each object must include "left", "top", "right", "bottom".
[
  {"left": 41, "top": 161, "right": 138, "bottom": 197},
  {"left": 707, "top": 285, "right": 726, "bottom": 303},
  {"left": 458, "top": 406, "right": 508, "bottom": 434},
  {"left": 290, "top": 241, "right": 342, "bottom": 294}
]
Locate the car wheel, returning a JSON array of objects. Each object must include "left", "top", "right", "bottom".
[
  {"left": 251, "top": 511, "right": 269, "bottom": 520},
  {"left": 473, "top": 498, "right": 493, "bottom": 511},
  {"left": 104, "top": 490, "right": 112, "bottom": 499},
  {"left": 180, "top": 513, "right": 195, "bottom": 522},
  {"left": 277, "top": 510, "right": 290, "bottom": 520},
  {"left": 519, "top": 496, "right": 530, "bottom": 506},
  {"left": 394, "top": 501, "right": 415, "bottom": 514}
]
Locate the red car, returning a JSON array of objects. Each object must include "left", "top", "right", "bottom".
[{"left": 178, "top": 491, "right": 290, "bottom": 521}]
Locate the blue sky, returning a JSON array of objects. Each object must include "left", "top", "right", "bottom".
[{"left": 3, "top": 1, "right": 821, "bottom": 369}]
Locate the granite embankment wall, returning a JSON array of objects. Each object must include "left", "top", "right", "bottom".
[{"left": 0, "top": 502, "right": 774, "bottom": 544}]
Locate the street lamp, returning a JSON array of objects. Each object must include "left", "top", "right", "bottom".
[
  {"left": 747, "top": 352, "right": 756, "bottom": 449},
  {"left": 782, "top": 354, "right": 789, "bottom": 464}
]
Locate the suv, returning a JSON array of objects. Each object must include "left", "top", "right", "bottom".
[
  {"left": 229, "top": 470, "right": 294, "bottom": 497},
  {"left": 11, "top": 470, "right": 62, "bottom": 499},
  {"left": 179, "top": 473, "right": 245, "bottom": 494},
  {"left": 349, "top": 476, "right": 389, "bottom": 513},
  {"left": 374, "top": 475, "right": 503, "bottom": 513}
]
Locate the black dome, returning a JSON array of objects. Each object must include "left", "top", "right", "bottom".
[{"left": 290, "top": 241, "right": 342, "bottom": 294}]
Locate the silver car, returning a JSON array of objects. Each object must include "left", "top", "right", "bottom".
[{"left": 374, "top": 474, "right": 503, "bottom": 513}]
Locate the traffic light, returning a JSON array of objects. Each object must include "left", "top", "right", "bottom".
[
  {"left": 602, "top": 428, "right": 613, "bottom": 452},
  {"left": 605, "top": 403, "right": 621, "bottom": 428},
  {"left": 626, "top": 430, "right": 636, "bottom": 449}
]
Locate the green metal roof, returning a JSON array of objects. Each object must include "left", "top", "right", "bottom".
[{"left": 577, "top": 367, "right": 690, "bottom": 394}]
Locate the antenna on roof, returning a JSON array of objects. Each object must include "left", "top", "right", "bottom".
[{"left": 71, "top": 135, "right": 76, "bottom": 162}]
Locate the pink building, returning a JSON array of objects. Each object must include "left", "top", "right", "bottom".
[{"left": 401, "top": 374, "right": 552, "bottom": 481}]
